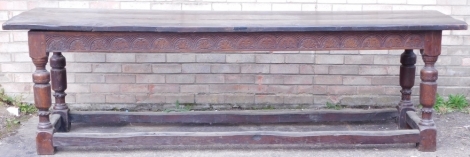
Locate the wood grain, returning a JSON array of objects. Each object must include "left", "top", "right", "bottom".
[
  {"left": 2, "top": 8, "right": 467, "bottom": 32},
  {"left": 53, "top": 130, "right": 420, "bottom": 147}
]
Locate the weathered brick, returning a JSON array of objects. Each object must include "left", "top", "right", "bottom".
[
  {"left": 255, "top": 54, "right": 284, "bottom": 63},
  {"left": 328, "top": 86, "right": 357, "bottom": 95},
  {"left": 182, "top": 3, "right": 212, "bottom": 11},
  {"left": 66, "top": 63, "right": 92, "bottom": 73},
  {"left": 136, "top": 94, "right": 165, "bottom": 103},
  {"left": 313, "top": 65, "right": 329, "bottom": 74},
  {"left": 0, "top": 63, "right": 31, "bottom": 72},
  {"left": 255, "top": 75, "right": 283, "bottom": 84},
  {"left": 90, "top": 84, "right": 120, "bottom": 93},
  {"left": 106, "top": 94, "right": 135, "bottom": 103},
  {"left": 90, "top": 1, "right": 119, "bottom": 9},
  {"left": 121, "top": 84, "right": 149, "bottom": 93},
  {"left": 270, "top": 64, "right": 299, "bottom": 74},
  {"left": 181, "top": 85, "right": 209, "bottom": 93},
  {"left": 225, "top": 74, "right": 255, "bottom": 83},
  {"left": 106, "top": 54, "right": 135, "bottom": 62},
  {"left": 182, "top": 64, "right": 210, "bottom": 73},
  {"left": 58, "top": 1, "right": 89, "bottom": 8},
  {"left": 196, "top": 94, "right": 224, "bottom": 104},
  {"left": 0, "top": 1, "right": 27, "bottom": 10},
  {"left": 272, "top": 3, "right": 302, "bottom": 11},
  {"left": 196, "top": 54, "right": 225, "bottom": 62},
  {"left": 212, "top": 3, "right": 242, "bottom": 11},
  {"left": 226, "top": 54, "right": 255, "bottom": 63},
  {"left": 298, "top": 85, "right": 328, "bottom": 94},
  {"left": 329, "top": 65, "right": 359, "bottom": 74},
  {"left": 166, "top": 74, "right": 195, "bottom": 83},
  {"left": 75, "top": 74, "right": 105, "bottom": 83},
  {"left": 196, "top": 74, "right": 225, "bottom": 83},
  {"left": 371, "top": 76, "right": 399, "bottom": 85},
  {"left": 165, "top": 94, "right": 195, "bottom": 103},
  {"left": 150, "top": 84, "right": 180, "bottom": 93},
  {"left": 284, "top": 95, "right": 314, "bottom": 104},
  {"left": 357, "top": 86, "right": 385, "bottom": 95},
  {"left": 75, "top": 53, "right": 105, "bottom": 62},
  {"left": 283, "top": 75, "right": 313, "bottom": 84},
  {"left": 267, "top": 85, "right": 297, "bottom": 94},
  {"left": 92, "top": 63, "right": 121, "bottom": 73},
  {"left": 224, "top": 94, "right": 254, "bottom": 104},
  {"left": 122, "top": 64, "right": 152, "bottom": 73},
  {"left": 209, "top": 84, "right": 267, "bottom": 93},
  {"left": 314, "top": 75, "right": 343, "bottom": 86},
  {"left": 120, "top": 2, "right": 150, "bottom": 10},
  {"left": 0, "top": 32, "right": 9, "bottom": 42},
  {"left": 0, "top": 53, "right": 11, "bottom": 62},
  {"left": 241, "top": 3, "right": 271, "bottom": 11},
  {"left": 442, "top": 35, "right": 464, "bottom": 45},
  {"left": 343, "top": 76, "right": 372, "bottom": 85},
  {"left": 255, "top": 95, "right": 283, "bottom": 104},
  {"left": 136, "top": 54, "right": 166, "bottom": 63},
  {"left": 345, "top": 55, "right": 374, "bottom": 64},
  {"left": 135, "top": 74, "right": 165, "bottom": 83},
  {"left": 76, "top": 94, "right": 105, "bottom": 103},
  {"left": 151, "top": 3, "right": 182, "bottom": 10},
  {"left": 340, "top": 96, "right": 375, "bottom": 106},
  {"left": 211, "top": 64, "right": 240, "bottom": 73},
  {"left": 241, "top": 64, "right": 270, "bottom": 73},
  {"left": 105, "top": 75, "right": 135, "bottom": 83},
  {"left": 0, "top": 73, "right": 14, "bottom": 82},
  {"left": 167, "top": 54, "right": 195, "bottom": 62},
  {"left": 67, "top": 84, "right": 90, "bottom": 93},
  {"left": 0, "top": 42, "right": 28, "bottom": 53},
  {"left": 11, "top": 31, "right": 27, "bottom": 42},
  {"left": 285, "top": 54, "right": 315, "bottom": 63},
  {"left": 359, "top": 66, "right": 388, "bottom": 75},
  {"left": 299, "top": 65, "right": 314, "bottom": 74},
  {"left": 148, "top": 64, "right": 179, "bottom": 74},
  {"left": 462, "top": 58, "right": 470, "bottom": 66},
  {"left": 316, "top": 55, "right": 343, "bottom": 64}
]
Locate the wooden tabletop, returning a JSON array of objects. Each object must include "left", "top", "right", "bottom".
[{"left": 2, "top": 8, "right": 467, "bottom": 32}]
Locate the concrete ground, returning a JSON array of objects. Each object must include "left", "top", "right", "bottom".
[{"left": 0, "top": 111, "right": 469, "bottom": 157}]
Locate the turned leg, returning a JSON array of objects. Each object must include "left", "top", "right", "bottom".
[
  {"left": 32, "top": 54, "right": 55, "bottom": 155},
  {"left": 397, "top": 49, "right": 416, "bottom": 129},
  {"left": 51, "top": 52, "right": 70, "bottom": 132},
  {"left": 417, "top": 49, "right": 438, "bottom": 152}
]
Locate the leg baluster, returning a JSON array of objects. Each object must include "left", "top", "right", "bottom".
[
  {"left": 397, "top": 49, "right": 417, "bottom": 129},
  {"left": 417, "top": 51, "right": 438, "bottom": 152},
  {"left": 50, "top": 52, "right": 70, "bottom": 132},
  {"left": 32, "top": 54, "right": 55, "bottom": 155}
]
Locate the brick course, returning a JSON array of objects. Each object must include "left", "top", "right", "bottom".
[{"left": 1, "top": 0, "right": 469, "bottom": 109}]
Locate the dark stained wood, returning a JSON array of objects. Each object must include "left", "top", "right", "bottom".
[
  {"left": 69, "top": 109, "right": 398, "bottom": 124},
  {"left": 397, "top": 49, "right": 417, "bottom": 129},
  {"left": 41, "top": 31, "right": 426, "bottom": 53},
  {"left": 50, "top": 114, "right": 62, "bottom": 132},
  {"left": 50, "top": 52, "right": 70, "bottom": 132},
  {"left": 2, "top": 8, "right": 467, "bottom": 32},
  {"left": 405, "top": 111, "right": 436, "bottom": 152},
  {"left": 53, "top": 130, "right": 420, "bottom": 147},
  {"left": 405, "top": 111, "right": 419, "bottom": 130}
]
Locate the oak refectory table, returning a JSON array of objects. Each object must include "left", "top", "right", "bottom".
[{"left": 2, "top": 8, "right": 467, "bottom": 155}]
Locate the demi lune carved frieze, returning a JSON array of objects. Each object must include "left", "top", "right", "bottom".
[{"left": 44, "top": 31, "right": 425, "bottom": 52}]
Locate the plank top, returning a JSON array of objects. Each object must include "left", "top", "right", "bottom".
[{"left": 2, "top": 8, "right": 467, "bottom": 32}]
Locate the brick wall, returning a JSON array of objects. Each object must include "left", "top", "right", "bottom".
[{"left": 0, "top": 0, "right": 469, "bottom": 111}]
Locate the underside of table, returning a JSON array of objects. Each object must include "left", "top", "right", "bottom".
[{"left": 26, "top": 30, "right": 442, "bottom": 155}]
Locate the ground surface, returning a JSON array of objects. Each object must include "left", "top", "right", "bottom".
[{"left": 0, "top": 110, "right": 469, "bottom": 157}]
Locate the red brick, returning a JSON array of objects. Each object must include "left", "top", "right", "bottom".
[
  {"left": 298, "top": 85, "right": 328, "bottom": 94},
  {"left": 255, "top": 75, "right": 283, "bottom": 84},
  {"left": 283, "top": 75, "right": 313, "bottom": 84},
  {"left": 165, "top": 94, "right": 195, "bottom": 103},
  {"left": 105, "top": 75, "right": 135, "bottom": 83},
  {"left": 255, "top": 95, "right": 283, "bottom": 104},
  {"left": 106, "top": 95, "right": 135, "bottom": 103},
  {"left": 196, "top": 74, "right": 224, "bottom": 83},
  {"left": 267, "top": 85, "right": 297, "bottom": 94},
  {"left": 371, "top": 76, "right": 398, "bottom": 85},
  {"left": 359, "top": 66, "right": 388, "bottom": 75},
  {"left": 225, "top": 74, "right": 255, "bottom": 83},
  {"left": 196, "top": 94, "right": 224, "bottom": 104},
  {"left": 120, "top": 84, "right": 149, "bottom": 93},
  {"left": 76, "top": 94, "right": 105, "bottom": 103},
  {"left": 136, "top": 74, "right": 165, "bottom": 83},
  {"left": 224, "top": 94, "right": 254, "bottom": 104},
  {"left": 327, "top": 86, "right": 356, "bottom": 95},
  {"left": 122, "top": 64, "right": 152, "bottom": 73},
  {"left": 136, "top": 94, "right": 165, "bottom": 103},
  {"left": 299, "top": 65, "right": 315, "bottom": 74},
  {"left": 90, "top": 84, "right": 120, "bottom": 93},
  {"left": 284, "top": 95, "right": 314, "bottom": 104},
  {"left": 149, "top": 84, "right": 180, "bottom": 93},
  {"left": 209, "top": 85, "right": 267, "bottom": 93},
  {"left": 180, "top": 85, "right": 209, "bottom": 93}
]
